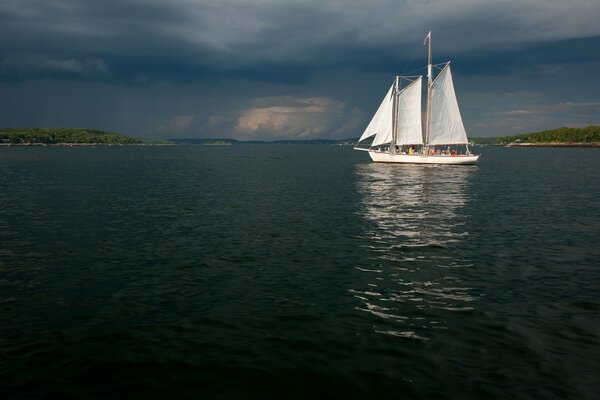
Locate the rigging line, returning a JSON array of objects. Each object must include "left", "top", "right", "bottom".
[
  {"left": 399, "top": 75, "right": 422, "bottom": 81},
  {"left": 399, "top": 42, "right": 431, "bottom": 77},
  {"left": 399, "top": 48, "right": 419, "bottom": 76},
  {"left": 399, "top": 65, "right": 428, "bottom": 77}
]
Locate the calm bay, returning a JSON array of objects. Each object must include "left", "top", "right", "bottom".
[{"left": 1, "top": 145, "right": 598, "bottom": 399}]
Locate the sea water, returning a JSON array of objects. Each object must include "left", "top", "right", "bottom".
[{"left": 1, "top": 145, "right": 598, "bottom": 399}]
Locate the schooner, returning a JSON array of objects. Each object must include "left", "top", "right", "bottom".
[{"left": 354, "top": 31, "right": 480, "bottom": 165}]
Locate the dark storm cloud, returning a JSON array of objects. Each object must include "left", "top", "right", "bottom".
[
  {"left": 1, "top": 0, "right": 599, "bottom": 138},
  {"left": 0, "top": 0, "right": 215, "bottom": 82},
  {"left": 3, "top": 0, "right": 600, "bottom": 83}
]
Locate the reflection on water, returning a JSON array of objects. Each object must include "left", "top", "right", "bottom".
[{"left": 353, "top": 164, "right": 478, "bottom": 339}]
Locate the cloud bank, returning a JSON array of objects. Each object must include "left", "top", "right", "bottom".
[
  {"left": 234, "top": 97, "right": 361, "bottom": 139},
  {"left": 1, "top": 0, "right": 599, "bottom": 138}
]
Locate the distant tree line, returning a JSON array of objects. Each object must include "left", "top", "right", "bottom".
[
  {"left": 0, "top": 128, "right": 143, "bottom": 144},
  {"left": 472, "top": 126, "right": 600, "bottom": 144},
  {"left": 4, "top": 126, "right": 598, "bottom": 146}
]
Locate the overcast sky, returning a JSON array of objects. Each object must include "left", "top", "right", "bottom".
[{"left": 1, "top": 0, "right": 599, "bottom": 139}]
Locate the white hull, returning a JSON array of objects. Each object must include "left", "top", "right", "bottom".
[{"left": 368, "top": 150, "right": 479, "bottom": 165}]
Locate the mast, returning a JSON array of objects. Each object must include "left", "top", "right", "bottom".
[
  {"left": 391, "top": 76, "right": 399, "bottom": 154},
  {"left": 424, "top": 31, "right": 432, "bottom": 146}
]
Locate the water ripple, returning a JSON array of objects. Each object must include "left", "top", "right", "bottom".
[
  {"left": 353, "top": 164, "right": 479, "bottom": 339},
  {"left": 1, "top": 146, "right": 599, "bottom": 399}
]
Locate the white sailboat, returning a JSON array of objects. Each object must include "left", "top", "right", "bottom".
[{"left": 354, "top": 31, "right": 480, "bottom": 165}]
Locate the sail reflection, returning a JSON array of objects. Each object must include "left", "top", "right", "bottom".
[{"left": 353, "top": 164, "right": 478, "bottom": 340}]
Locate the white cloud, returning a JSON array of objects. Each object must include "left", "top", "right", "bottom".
[{"left": 234, "top": 96, "right": 358, "bottom": 140}]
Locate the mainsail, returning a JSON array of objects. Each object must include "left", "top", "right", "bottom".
[
  {"left": 428, "top": 65, "right": 468, "bottom": 145},
  {"left": 395, "top": 77, "right": 423, "bottom": 145},
  {"left": 358, "top": 84, "right": 394, "bottom": 144}
]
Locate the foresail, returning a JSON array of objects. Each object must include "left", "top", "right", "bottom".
[
  {"left": 428, "top": 65, "right": 469, "bottom": 145},
  {"left": 396, "top": 77, "right": 423, "bottom": 145},
  {"left": 358, "top": 84, "right": 394, "bottom": 146}
]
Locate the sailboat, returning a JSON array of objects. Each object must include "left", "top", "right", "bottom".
[{"left": 354, "top": 31, "right": 480, "bottom": 165}]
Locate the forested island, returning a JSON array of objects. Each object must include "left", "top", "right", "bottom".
[
  {"left": 2, "top": 126, "right": 599, "bottom": 147},
  {"left": 471, "top": 126, "right": 600, "bottom": 146},
  {"left": 0, "top": 128, "right": 145, "bottom": 145},
  {"left": 1, "top": 128, "right": 355, "bottom": 145}
]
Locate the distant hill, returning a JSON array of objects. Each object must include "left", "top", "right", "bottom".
[
  {"left": 0, "top": 128, "right": 144, "bottom": 144},
  {"left": 471, "top": 126, "right": 600, "bottom": 145},
  {"left": 0, "top": 129, "right": 358, "bottom": 145},
  {"left": 178, "top": 127, "right": 600, "bottom": 146},
  {"left": 171, "top": 138, "right": 261, "bottom": 145},
  {"left": 172, "top": 138, "right": 358, "bottom": 145}
]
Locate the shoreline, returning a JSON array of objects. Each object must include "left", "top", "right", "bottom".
[
  {"left": 500, "top": 142, "right": 600, "bottom": 148},
  {"left": 3, "top": 142, "right": 600, "bottom": 148},
  {"left": 0, "top": 142, "right": 175, "bottom": 147}
]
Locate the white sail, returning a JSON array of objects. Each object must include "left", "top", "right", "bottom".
[
  {"left": 353, "top": 31, "right": 480, "bottom": 164},
  {"left": 357, "top": 84, "right": 394, "bottom": 146},
  {"left": 396, "top": 77, "right": 423, "bottom": 145},
  {"left": 428, "top": 65, "right": 468, "bottom": 145},
  {"left": 371, "top": 112, "right": 393, "bottom": 146}
]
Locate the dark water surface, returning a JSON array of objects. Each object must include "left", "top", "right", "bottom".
[{"left": 1, "top": 145, "right": 599, "bottom": 399}]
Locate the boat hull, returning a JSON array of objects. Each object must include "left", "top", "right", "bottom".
[{"left": 368, "top": 150, "right": 479, "bottom": 165}]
